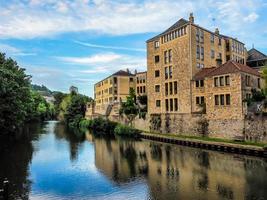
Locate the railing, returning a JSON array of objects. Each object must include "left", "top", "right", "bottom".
[{"left": 0, "top": 178, "right": 9, "bottom": 200}]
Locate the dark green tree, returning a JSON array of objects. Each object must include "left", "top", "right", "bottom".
[
  {"left": 119, "top": 88, "right": 138, "bottom": 126},
  {"left": 0, "top": 53, "right": 32, "bottom": 136}
]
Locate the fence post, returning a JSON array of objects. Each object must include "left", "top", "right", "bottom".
[{"left": 3, "top": 178, "right": 9, "bottom": 200}]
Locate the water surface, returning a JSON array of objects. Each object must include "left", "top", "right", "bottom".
[{"left": 0, "top": 121, "right": 266, "bottom": 200}]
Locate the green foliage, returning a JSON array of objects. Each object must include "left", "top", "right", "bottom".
[
  {"left": 79, "top": 118, "right": 93, "bottom": 130},
  {"left": 53, "top": 91, "right": 67, "bottom": 117},
  {"left": 0, "top": 53, "right": 32, "bottom": 135},
  {"left": 31, "top": 84, "right": 52, "bottom": 96},
  {"left": 63, "top": 93, "right": 90, "bottom": 129},
  {"left": 251, "top": 88, "right": 265, "bottom": 102},
  {"left": 137, "top": 95, "right": 147, "bottom": 105},
  {"left": 119, "top": 88, "right": 138, "bottom": 125},
  {"left": 87, "top": 117, "right": 118, "bottom": 135},
  {"left": 114, "top": 124, "right": 141, "bottom": 137}
]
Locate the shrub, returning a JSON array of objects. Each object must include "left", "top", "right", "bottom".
[
  {"left": 114, "top": 124, "right": 141, "bottom": 137},
  {"left": 79, "top": 118, "right": 92, "bottom": 130},
  {"left": 90, "top": 117, "right": 117, "bottom": 135}
]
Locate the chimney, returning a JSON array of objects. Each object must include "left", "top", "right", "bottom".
[
  {"left": 215, "top": 28, "right": 219, "bottom": 35},
  {"left": 189, "top": 13, "right": 194, "bottom": 23},
  {"left": 134, "top": 69, "right": 137, "bottom": 74},
  {"left": 216, "top": 58, "right": 222, "bottom": 67},
  {"left": 126, "top": 68, "right": 130, "bottom": 73}
]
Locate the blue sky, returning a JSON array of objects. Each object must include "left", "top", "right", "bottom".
[{"left": 1, "top": 0, "right": 267, "bottom": 97}]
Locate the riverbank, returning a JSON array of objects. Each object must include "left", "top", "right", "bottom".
[{"left": 140, "top": 132, "right": 267, "bottom": 158}]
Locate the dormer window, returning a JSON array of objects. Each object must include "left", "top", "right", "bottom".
[{"left": 154, "top": 41, "right": 160, "bottom": 48}]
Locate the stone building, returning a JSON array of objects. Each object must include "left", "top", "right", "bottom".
[
  {"left": 192, "top": 60, "right": 261, "bottom": 120},
  {"left": 136, "top": 71, "right": 147, "bottom": 96},
  {"left": 93, "top": 70, "right": 135, "bottom": 115},
  {"left": 146, "top": 13, "right": 247, "bottom": 115},
  {"left": 246, "top": 48, "right": 267, "bottom": 71}
]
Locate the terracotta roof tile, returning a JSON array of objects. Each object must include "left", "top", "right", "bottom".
[{"left": 194, "top": 61, "right": 260, "bottom": 79}]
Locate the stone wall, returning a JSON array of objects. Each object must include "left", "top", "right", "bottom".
[{"left": 111, "top": 112, "right": 267, "bottom": 143}]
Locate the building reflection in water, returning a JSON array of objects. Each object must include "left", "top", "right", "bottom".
[{"left": 88, "top": 132, "right": 267, "bottom": 200}]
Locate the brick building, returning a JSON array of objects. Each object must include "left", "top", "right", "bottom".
[{"left": 146, "top": 13, "right": 248, "bottom": 118}]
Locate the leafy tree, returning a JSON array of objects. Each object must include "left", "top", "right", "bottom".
[
  {"left": 53, "top": 91, "right": 67, "bottom": 117},
  {"left": 119, "top": 88, "right": 138, "bottom": 126},
  {"left": 63, "top": 93, "right": 90, "bottom": 128},
  {"left": 0, "top": 53, "right": 32, "bottom": 136}
]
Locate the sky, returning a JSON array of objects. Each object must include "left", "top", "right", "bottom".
[{"left": 1, "top": 0, "right": 267, "bottom": 97}]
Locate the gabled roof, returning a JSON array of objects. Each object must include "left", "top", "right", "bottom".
[
  {"left": 193, "top": 67, "right": 216, "bottom": 80},
  {"left": 112, "top": 70, "right": 134, "bottom": 76},
  {"left": 146, "top": 18, "right": 189, "bottom": 42},
  {"left": 194, "top": 61, "right": 260, "bottom": 80},
  {"left": 247, "top": 48, "right": 267, "bottom": 62}
]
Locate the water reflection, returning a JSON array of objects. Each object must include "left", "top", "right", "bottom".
[{"left": 0, "top": 121, "right": 266, "bottom": 200}]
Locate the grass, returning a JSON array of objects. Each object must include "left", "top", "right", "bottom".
[{"left": 142, "top": 131, "right": 267, "bottom": 148}]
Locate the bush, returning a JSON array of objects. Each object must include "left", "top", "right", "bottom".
[
  {"left": 114, "top": 124, "right": 141, "bottom": 137},
  {"left": 90, "top": 117, "right": 117, "bottom": 135},
  {"left": 79, "top": 118, "right": 92, "bottom": 130}
]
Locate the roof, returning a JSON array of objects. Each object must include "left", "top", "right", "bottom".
[
  {"left": 194, "top": 60, "right": 260, "bottom": 80},
  {"left": 112, "top": 70, "right": 134, "bottom": 76},
  {"left": 146, "top": 18, "right": 189, "bottom": 42},
  {"left": 94, "top": 70, "right": 134, "bottom": 86},
  {"left": 247, "top": 48, "right": 267, "bottom": 62}
]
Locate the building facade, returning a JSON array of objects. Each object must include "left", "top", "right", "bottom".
[
  {"left": 147, "top": 13, "right": 247, "bottom": 116},
  {"left": 246, "top": 48, "right": 267, "bottom": 71},
  {"left": 94, "top": 70, "right": 135, "bottom": 115},
  {"left": 136, "top": 71, "right": 147, "bottom": 96}
]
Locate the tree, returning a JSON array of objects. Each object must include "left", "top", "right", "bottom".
[
  {"left": 119, "top": 88, "right": 138, "bottom": 126},
  {"left": 63, "top": 93, "right": 90, "bottom": 128},
  {"left": 0, "top": 53, "right": 32, "bottom": 136}
]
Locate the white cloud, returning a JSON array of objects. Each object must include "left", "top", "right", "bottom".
[
  {"left": 0, "top": 43, "right": 36, "bottom": 56},
  {"left": 244, "top": 12, "right": 259, "bottom": 23},
  {"left": 74, "top": 41, "right": 146, "bottom": 52},
  {"left": 57, "top": 53, "right": 121, "bottom": 64}
]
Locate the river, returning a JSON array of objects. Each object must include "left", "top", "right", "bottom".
[{"left": 0, "top": 121, "right": 266, "bottom": 200}]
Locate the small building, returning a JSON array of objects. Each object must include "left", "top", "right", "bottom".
[
  {"left": 192, "top": 60, "right": 261, "bottom": 120},
  {"left": 94, "top": 70, "right": 135, "bottom": 115},
  {"left": 246, "top": 48, "right": 267, "bottom": 71}
]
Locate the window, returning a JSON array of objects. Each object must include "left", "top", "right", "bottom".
[
  {"left": 169, "top": 82, "right": 173, "bottom": 95},
  {"left": 154, "top": 41, "right": 160, "bottom": 48},
  {"left": 165, "top": 99, "right": 169, "bottom": 111},
  {"left": 165, "top": 67, "right": 168, "bottom": 79},
  {"left": 200, "top": 30, "right": 204, "bottom": 43},
  {"left": 155, "top": 55, "right": 160, "bottom": 63},
  {"left": 214, "top": 77, "right": 219, "bottom": 87},
  {"left": 196, "top": 45, "right": 200, "bottom": 59},
  {"left": 174, "top": 81, "right": 178, "bottom": 94},
  {"left": 225, "top": 76, "right": 230, "bottom": 85},
  {"left": 226, "top": 94, "right": 231, "bottom": 105},
  {"left": 164, "top": 51, "right": 168, "bottom": 64},
  {"left": 156, "top": 100, "right": 161, "bottom": 107},
  {"left": 174, "top": 98, "right": 178, "bottom": 111},
  {"left": 143, "top": 86, "right": 146, "bottom": 93},
  {"left": 258, "top": 78, "right": 261, "bottom": 88},
  {"left": 137, "top": 77, "right": 139, "bottom": 83},
  {"left": 137, "top": 87, "right": 139, "bottom": 93},
  {"left": 215, "top": 95, "right": 219, "bottom": 105},
  {"left": 245, "top": 75, "right": 250, "bottom": 86},
  {"left": 155, "top": 70, "right": 160, "bottom": 77},
  {"left": 196, "top": 28, "right": 199, "bottom": 42},
  {"left": 218, "top": 38, "right": 221, "bottom": 46},
  {"left": 168, "top": 49, "right": 172, "bottom": 63},
  {"left": 165, "top": 83, "right": 168, "bottom": 95},
  {"left": 211, "top": 49, "right": 215, "bottom": 59},
  {"left": 210, "top": 34, "right": 214, "bottom": 43},
  {"left": 140, "top": 86, "right": 143, "bottom": 93},
  {"left": 220, "top": 94, "right": 224, "bottom": 105},
  {"left": 218, "top": 52, "right": 222, "bottom": 60},
  {"left": 201, "top": 47, "right": 204, "bottom": 60},
  {"left": 196, "top": 80, "right": 204, "bottom": 88},
  {"left": 113, "top": 77, "right": 117, "bottom": 84},
  {"left": 155, "top": 85, "right": 160, "bottom": 92},
  {"left": 169, "top": 66, "right": 172, "bottom": 78},
  {"left": 129, "top": 77, "right": 133, "bottom": 82},
  {"left": 196, "top": 96, "right": 205, "bottom": 105},
  {"left": 170, "top": 99, "right": 173, "bottom": 111},
  {"left": 219, "top": 76, "right": 224, "bottom": 86}
]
